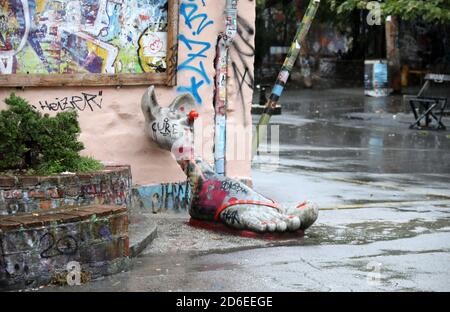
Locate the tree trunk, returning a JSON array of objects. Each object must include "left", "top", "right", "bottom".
[{"left": 385, "top": 16, "right": 402, "bottom": 92}]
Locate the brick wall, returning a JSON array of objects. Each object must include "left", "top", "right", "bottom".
[
  {"left": 0, "top": 166, "right": 132, "bottom": 216},
  {"left": 0, "top": 166, "right": 132, "bottom": 290},
  {"left": 0, "top": 205, "right": 129, "bottom": 290}
]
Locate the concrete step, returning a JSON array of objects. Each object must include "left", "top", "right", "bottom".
[
  {"left": 0, "top": 205, "right": 129, "bottom": 290},
  {"left": 129, "top": 213, "right": 157, "bottom": 258}
]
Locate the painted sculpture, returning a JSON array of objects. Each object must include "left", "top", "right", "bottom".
[{"left": 141, "top": 86, "right": 318, "bottom": 233}]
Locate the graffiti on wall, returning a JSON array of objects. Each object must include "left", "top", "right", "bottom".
[
  {"left": 33, "top": 91, "right": 103, "bottom": 112},
  {"left": 133, "top": 181, "right": 191, "bottom": 213},
  {"left": 0, "top": 167, "right": 131, "bottom": 216},
  {"left": 176, "top": 0, "right": 214, "bottom": 105},
  {"left": 0, "top": 0, "right": 169, "bottom": 75},
  {"left": 39, "top": 232, "right": 78, "bottom": 259},
  {"left": 230, "top": 14, "right": 255, "bottom": 122}
]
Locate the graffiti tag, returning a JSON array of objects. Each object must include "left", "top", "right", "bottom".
[
  {"left": 152, "top": 118, "right": 179, "bottom": 136},
  {"left": 33, "top": 91, "right": 103, "bottom": 112},
  {"left": 39, "top": 232, "right": 78, "bottom": 259},
  {"left": 177, "top": 0, "right": 214, "bottom": 104}
]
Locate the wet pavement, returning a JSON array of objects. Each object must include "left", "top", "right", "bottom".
[{"left": 39, "top": 88, "right": 450, "bottom": 292}]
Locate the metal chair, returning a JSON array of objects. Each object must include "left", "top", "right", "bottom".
[{"left": 403, "top": 74, "right": 450, "bottom": 130}]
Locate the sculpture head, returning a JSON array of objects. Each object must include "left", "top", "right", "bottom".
[{"left": 141, "top": 86, "right": 197, "bottom": 161}]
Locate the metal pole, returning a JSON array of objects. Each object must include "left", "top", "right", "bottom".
[
  {"left": 252, "top": 0, "right": 320, "bottom": 157},
  {"left": 214, "top": 0, "right": 238, "bottom": 175}
]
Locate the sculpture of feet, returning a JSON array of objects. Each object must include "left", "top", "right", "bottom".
[{"left": 141, "top": 86, "right": 318, "bottom": 233}]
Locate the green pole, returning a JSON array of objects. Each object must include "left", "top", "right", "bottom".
[{"left": 252, "top": 0, "right": 320, "bottom": 157}]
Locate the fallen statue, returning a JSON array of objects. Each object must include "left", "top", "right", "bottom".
[{"left": 141, "top": 86, "right": 318, "bottom": 233}]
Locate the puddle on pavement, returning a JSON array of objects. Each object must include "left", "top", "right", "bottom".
[
  {"left": 308, "top": 217, "right": 450, "bottom": 246},
  {"left": 255, "top": 114, "right": 450, "bottom": 174}
]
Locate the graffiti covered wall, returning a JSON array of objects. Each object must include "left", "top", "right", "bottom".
[
  {"left": 0, "top": 0, "right": 255, "bottom": 186},
  {"left": 131, "top": 181, "right": 191, "bottom": 213},
  {"left": 0, "top": 165, "right": 131, "bottom": 216},
  {"left": 0, "top": 0, "right": 168, "bottom": 75}
]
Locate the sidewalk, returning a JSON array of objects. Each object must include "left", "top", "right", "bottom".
[{"left": 39, "top": 87, "right": 450, "bottom": 292}]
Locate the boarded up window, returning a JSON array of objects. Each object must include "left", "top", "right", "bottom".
[{"left": 0, "top": 0, "right": 178, "bottom": 87}]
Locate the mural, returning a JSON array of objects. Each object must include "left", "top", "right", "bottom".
[{"left": 0, "top": 0, "right": 169, "bottom": 75}]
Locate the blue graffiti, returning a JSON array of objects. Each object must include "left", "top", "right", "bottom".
[
  {"left": 177, "top": 77, "right": 205, "bottom": 104},
  {"left": 99, "top": 3, "right": 121, "bottom": 41},
  {"left": 180, "top": 1, "right": 214, "bottom": 35},
  {"left": 135, "top": 181, "right": 191, "bottom": 212},
  {"left": 177, "top": 0, "right": 214, "bottom": 105},
  {"left": 177, "top": 35, "right": 211, "bottom": 84}
]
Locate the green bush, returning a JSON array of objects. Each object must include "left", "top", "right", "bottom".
[{"left": 0, "top": 93, "right": 103, "bottom": 174}]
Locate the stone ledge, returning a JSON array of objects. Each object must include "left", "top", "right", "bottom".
[
  {"left": 0, "top": 165, "right": 132, "bottom": 216},
  {"left": 0, "top": 205, "right": 127, "bottom": 231},
  {"left": 129, "top": 213, "right": 158, "bottom": 258},
  {"left": 0, "top": 166, "right": 131, "bottom": 188},
  {"left": 0, "top": 204, "right": 130, "bottom": 290}
]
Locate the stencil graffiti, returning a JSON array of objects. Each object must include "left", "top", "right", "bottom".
[
  {"left": 0, "top": 0, "right": 169, "bottom": 75},
  {"left": 177, "top": 0, "right": 214, "bottom": 104}
]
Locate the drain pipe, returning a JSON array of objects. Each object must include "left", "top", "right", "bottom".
[{"left": 213, "top": 0, "right": 238, "bottom": 175}]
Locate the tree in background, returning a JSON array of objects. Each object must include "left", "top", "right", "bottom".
[
  {"left": 330, "top": 0, "right": 450, "bottom": 23},
  {"left": 331, "top": 0, "right": 450, "bottom": 90},
  {"left": 255, "top": 0, "right": 450, "bottom": 88}
]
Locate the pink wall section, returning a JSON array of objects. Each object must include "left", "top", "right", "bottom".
[{"left": 0, "top": 0, "right": 255, "bottom": 186}]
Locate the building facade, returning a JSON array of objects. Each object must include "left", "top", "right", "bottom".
[{"left": 0, "top": 0, "right": 256, "bottom": 189}]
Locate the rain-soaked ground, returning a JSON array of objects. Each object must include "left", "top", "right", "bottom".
[{"left": 39, "top": 88, "right": 450, "bottom": 292}]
